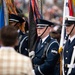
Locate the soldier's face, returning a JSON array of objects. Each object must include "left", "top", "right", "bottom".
[
  {"left": 9, "top": 22, "right": 17, "bottom": 26},
  {"left": 9, "top": 22, "right": 20, "bottom": 30},
  {"left": 37, "top": 27, "right": 45, "bottom": 36},
  {"left": 37, "top": 27, "right": 51, "bottom": 38},
  {"left": 66, "top": 24, "right": 75, "bottom": 37}
]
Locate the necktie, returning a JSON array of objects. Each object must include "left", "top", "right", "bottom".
[
  {"left": 64, "top": 39, "right": 70, "bottom": 50},
  {"left": 67, "top": 39, "right": 70, "bottom": 45},
  {"left": 37, "top": 39, "right": 42, "bottom": 49},
  {"left": 39, "top": 39, "right": 42, "bottom": 46}
]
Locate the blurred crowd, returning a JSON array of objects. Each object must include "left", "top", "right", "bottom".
[
  {"left": 13, "top": 0, "right": 63, "bottom": 43},
  {"left": 14, "top": 0, "right": 63, "bottom": 23}
]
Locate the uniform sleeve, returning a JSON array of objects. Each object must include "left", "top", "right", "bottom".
[
  {"left": 34, "top": 41, "right": 60, "bottom": 75},
  {"left": 19, "top": 36, "right": 28, "bottom": 56}
]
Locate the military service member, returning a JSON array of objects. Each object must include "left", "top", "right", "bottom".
[
  {"left": 63, "top": 16, "right": 75, "bottom": 75},
  {"left": 31, "top": 19, "right": 60, "bottom": 75},
  {"left": 9, "top": 14, "right": 28, "bottom": 56}
]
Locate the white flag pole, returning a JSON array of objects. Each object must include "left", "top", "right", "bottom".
[{"left": 58, "top": 0, "right": 69, "bottom": 75}]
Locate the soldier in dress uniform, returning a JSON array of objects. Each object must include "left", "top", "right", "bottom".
[
  {"left": 31, "top": 19, "right": 60, "bottom": 75},
  {"left": 9, "top": 14, "right": 28, "bottom": 56},
  {"left": 63, "top": 16, "right": 75, "bottom": 75}
]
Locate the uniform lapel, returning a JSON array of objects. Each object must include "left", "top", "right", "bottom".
[
  {"left": 67, "top": 38, "right": 75, "bottom": 49},
  {"left": 36, "top": 36, "right": 50, "bottom": 53}
]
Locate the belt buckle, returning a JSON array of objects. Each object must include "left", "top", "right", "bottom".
[{"left": 65, "top": 64, "right": 68, "bottom": 68}]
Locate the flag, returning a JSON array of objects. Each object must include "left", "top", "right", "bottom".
[
  {"left": 64, "top": 0, "right": 75, "bottom": 16},
  {"left": 0, "top": 0, "right": 9, "bottom": 29},
  {"left": 0, "top": 0, "right": 4, "bottom": 29},
  {"left": 68, "top": 0, "right": 75, "bottom": 16},
  {"left": 28, "top": 0, "right": 42, "bottom": 52},
  {"left": 5, "top": 0, "right": 17, "bottom": 15},
  {"left": 31, "top": 0, "right": 42, "bottom": 20},
  {"left": 3, "top": 0, "right": 9, "bottom": 26},
  {"left": 72, "top": 0, "right": 75, "bottom": 16},
  {"left": 68, "top": 0, "right": 74, "bottom": 16},
  {"left": 28, "top": 0, "right": 37, "bottom": 52}
]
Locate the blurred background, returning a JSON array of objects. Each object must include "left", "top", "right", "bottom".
[
  {"left": 14, "top": 0, "right": 63, "bottom": 25},
  {"left": 13, "top": 0, "right": 64, "bottom": 43}
]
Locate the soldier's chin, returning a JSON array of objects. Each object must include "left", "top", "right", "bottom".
[
  {"left": 38, "top": 34, "right": 41, "bottom": 37},
  {"left": 66, "top": 32, "right": 69, "bottom": 35}
]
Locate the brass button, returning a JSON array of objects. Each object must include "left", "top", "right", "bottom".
[
  {"left": 65, "top": 57, "right": 67, "bottom": 59},
  {"left": 65, "top": 70, "right": 66, "bottom": 73},
  {"left": 66, "top": 51, "right": 68, "bottom": 53},
  {"left": 65, "top": 64, "right": 67, "bottom": 68}
]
